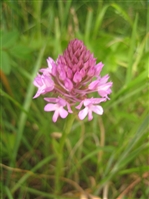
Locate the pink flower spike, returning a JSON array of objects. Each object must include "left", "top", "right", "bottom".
[{"left": 33, "top": 39, "right": 113, "bottom": 122}]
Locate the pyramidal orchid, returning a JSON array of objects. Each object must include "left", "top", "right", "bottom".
[{"left": 33, "top": 39, "right": 112, "bottom": 122}]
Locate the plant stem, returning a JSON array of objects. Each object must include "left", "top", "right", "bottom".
[{"left": 55, "top": 114, "right": 75, "bottom": 194}]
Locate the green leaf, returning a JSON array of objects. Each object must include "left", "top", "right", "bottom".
[
  {"left": 1, "top": 30, "right": 19, "bottom": 49},
  {"left": 126, "top": 14, "right": 138, "bottom": 84},
  {"left": 1, "top": 51, "right": 11, "bottom": 74},
  {"left": 10, "top": 44, "right": 31, "bottom": 60},
  {"left": 111, "top": 3, "right": 133, "bottom": 26},
  {"left": 1, "top": 132, "right": 16, "bottom": 155}
]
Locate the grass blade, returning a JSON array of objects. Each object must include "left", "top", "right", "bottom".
[
  {"left": 11, "top": 45, "right": 46, "bottom": 166},
  {"left": 85, "top": 8, "right": 93, "bottom": 42},
  {"left": 11, "top": 155, "right": 54, "bottom": 193},
  {"left": 125, "top": 14, "right": 138, "bottom": 84},
  {"left": 93, "top": 5, "right": 109, "bottom": 39}
]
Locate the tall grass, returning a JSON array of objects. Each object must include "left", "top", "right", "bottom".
[{"left": 1, "top": 1, "right": 148, "bottom": 199}]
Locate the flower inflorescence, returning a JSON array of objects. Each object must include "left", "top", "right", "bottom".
[{"left": 33, "top": 39, "right": 112, "bottom": 122}]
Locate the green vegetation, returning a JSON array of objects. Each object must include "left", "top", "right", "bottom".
[{"left": 1, "top": 1, "right": 148, "bottom": 199}]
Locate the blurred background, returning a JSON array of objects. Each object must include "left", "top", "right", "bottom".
[{"left": 1, "top": 0, "right": 149, "bottom": 199}]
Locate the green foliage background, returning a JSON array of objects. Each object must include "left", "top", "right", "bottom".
[{"left": 1, "top": 0, "right": 149, "bottom": 199}]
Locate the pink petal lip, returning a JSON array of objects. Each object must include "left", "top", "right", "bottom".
[
  {"left": 52, "top": 110, "right": 59, "bottom": 122},
  {"left": 59, "top": 108, "right": 68, "bottom": 118},
  {"left": 78, "top": 107, "right": 88, "bottom": 120},
  {"left": 94, "top": 62, "right": 104, "bottom": 76},
  {"left": 88, "top": 110, "right": 93, "bottom": 121},
  {"left": 44, "top": 104, "right": 57, "bottom": 112},
  {"left": 92, "top": 105, "right": 103, "bottom": 115}
]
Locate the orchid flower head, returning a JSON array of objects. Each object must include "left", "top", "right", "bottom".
[{"left": 33, "top": 39, "right": 112, "bottom": 122}]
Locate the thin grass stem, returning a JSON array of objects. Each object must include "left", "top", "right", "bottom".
[{"left": 55, "top": 113, "right": 75, "bottom": 194}]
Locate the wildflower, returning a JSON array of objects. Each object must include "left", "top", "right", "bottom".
[{"left": 33, "top": 39, "right": 112, "bottom": 122}]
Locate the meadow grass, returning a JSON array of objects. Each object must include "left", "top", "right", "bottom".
[{"left": 1, "top": 1, "right": 149, "bottom": 199}]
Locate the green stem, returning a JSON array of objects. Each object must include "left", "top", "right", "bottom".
[{"left": 55, "top": 114, "right": 75, "bottom": 194}]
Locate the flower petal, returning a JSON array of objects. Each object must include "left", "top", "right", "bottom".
[
  {"left": 59, "top": 108, "right": 68, "bottom": 118},
  {"left": 98, "top": 82, "right": 113, "bottom": 98},
  {"left": 90, "top": 98, "right": 106, "bottom": 104},
  {"left": 73, "top": 71, "right": 82, "bottom": 83},
  {"left": 88, "top": 80, "right": 99, "bottom": 90},
  {"left": 78, "top": 107, "right": 88, "bottom": 120},
  {"left": 58, "top": 97, "right": 67, "bottom": 106},
  {"left": 33, "top": 74, "right": 43, "bottom": 87},
  {"left": 67, "top": 102, "right": 73, "bottom": 113},
  {"left": 87, "top": 66, "right": 95, "bottom": 77},
  {"left": 33, "top": 91, "right": 41, "bottom": 99},
  {"left": 83, "top": 98, "right": 92, "bottom": 106},
  {"left": 44, "top": 98, "right": 58, "bottom": 103},
  {"left": 47, "top": 57, "right": 57, "bottom": 76},
  {"left": 66, "top": 67, "right": 73, "bottom": 79},
  {"left": 94, "top": 62, "right": 104, "bottom": 76},
  {"left": 59, "top": 69, "right": 66, "bottom": 80},
  {"left": 76, "top": 101, "right": 84, "bottom": 110},
  {"left": 44, "top": 104, "right": 57, "bottom": 112},
  {"left": 33, "top": 74, "right": 54, "bottom": 98},
  {"left": 92, "top": 105, "right": 103, "bottom": 115},
  {"left": 64, "top": 78, "right": 73, "bottom": 91},
  {"left": 52, "top": 110, "right": 59, "bottom": 122},
  {"left": 98, "top": 74, "right": 110, "bottom": 84}
]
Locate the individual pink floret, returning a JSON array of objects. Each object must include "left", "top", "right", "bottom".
[
  {"left": 33, "top": 74, "right": 54, "bottom": 98},
  {"left": 89, "top": 75, "right": 113, "bottom": 99},
  {"left": 76, "top": 98, "right": 106, "bottom": 121},
  {"left": 44, "top": 97, "right": 71, "bottom": 122}
]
